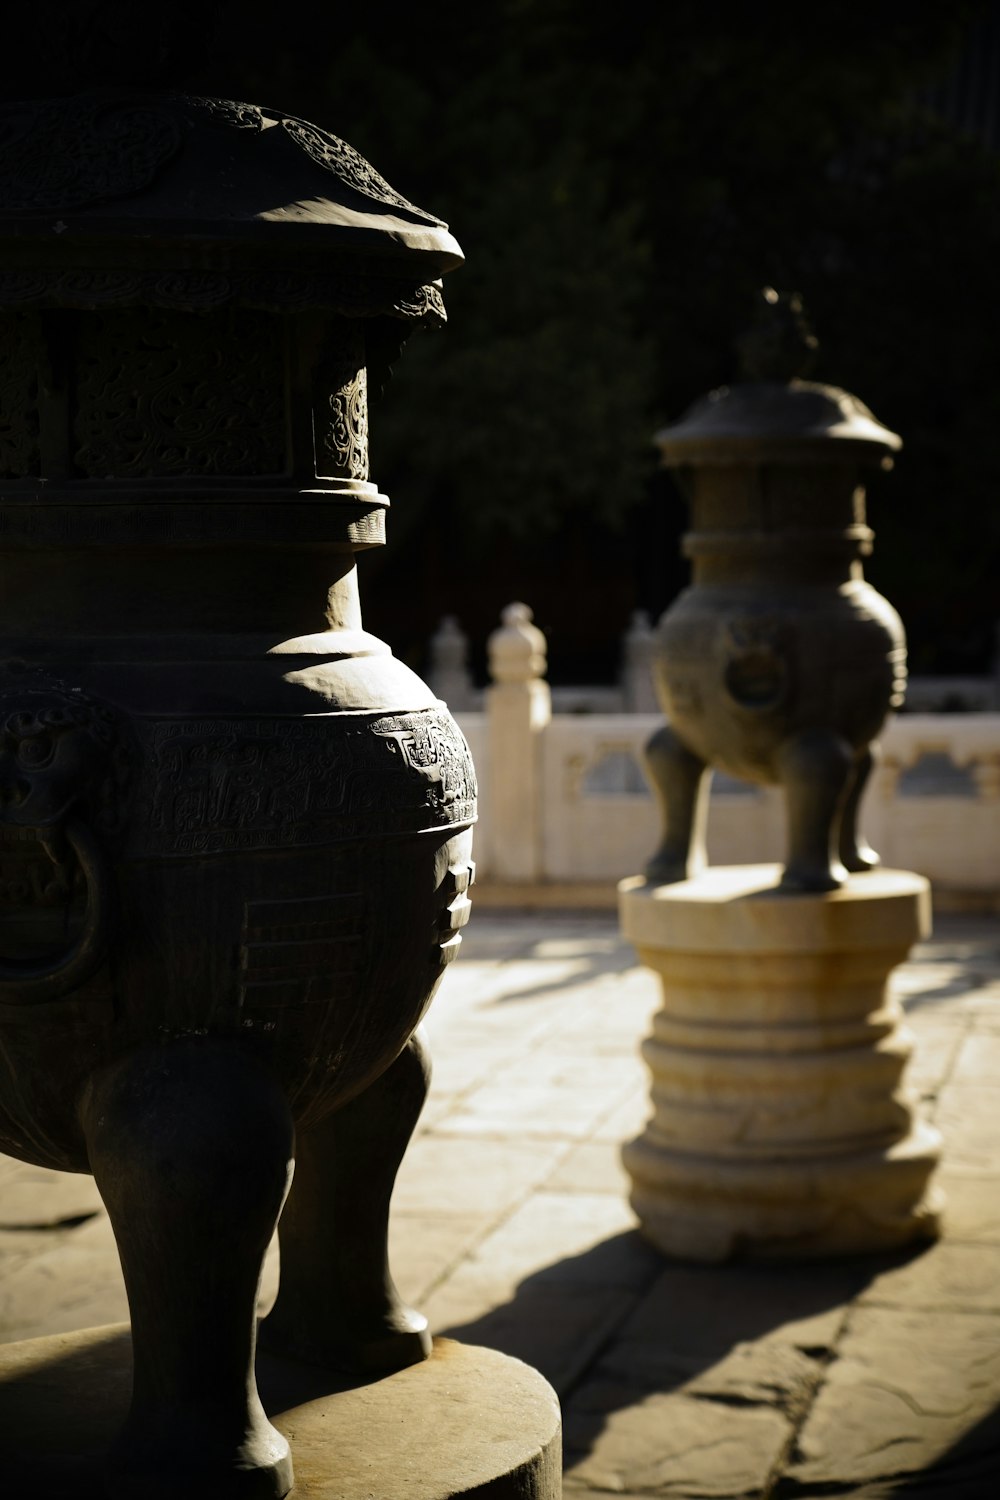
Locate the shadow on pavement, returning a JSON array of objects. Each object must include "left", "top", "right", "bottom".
[{"left": 437, "top": 1230, "right": 936, "bottom": 1477}]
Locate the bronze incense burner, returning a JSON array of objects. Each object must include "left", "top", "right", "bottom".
[
  {"left": 0, "top": 91, "right": 473, "bottom": 1498},
  {"left": 646, "top": 291, "right": 905, "bottom": 892}
]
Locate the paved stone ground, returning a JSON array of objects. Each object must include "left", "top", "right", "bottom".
[{"left": 2, "top": 906, "right": 999, "bottom": 1497}]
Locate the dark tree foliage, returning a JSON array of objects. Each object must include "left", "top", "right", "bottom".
[{"left": 9, "top": 1, "right": 999, "bottom": 676}]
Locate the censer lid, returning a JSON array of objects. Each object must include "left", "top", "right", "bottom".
[
  {"left": 0, "top": 91, "right": 462, "bottom": 317},
  {"left": 655, "top": 289, "right": 901, "bottom": 465},
  {"left": 655, "top": 380, "right": 902, "bottom": 464}
]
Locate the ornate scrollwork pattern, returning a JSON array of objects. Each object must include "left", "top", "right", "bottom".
[
  {"left": 181, "top": 95, "right": 266, "bottom": 133},
  {"left": 0, "top": 269, "right": 447, "bottom": 325},
  {"left": 133, "top": 708, "right": 477, "bottom": 857},
  {"left": 0, "top": 95, "right": 182, "bottom": 213},
  {"left": 369, "top": 715, "right": 477, "bottom": 819},
  {"left": 322, "top": 364, "right": 368, "bottom": 480},
  {"left": 73, "top": 308, "right": 286, "bottom": 478},
  {"left": 316, "top": 325, "right": 369, "bottom": 480},
  {"left": 278, "top": 114, "right": 441, "bottom": 223}
]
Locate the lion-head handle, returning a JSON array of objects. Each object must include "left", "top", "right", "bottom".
[{"left": 0, "top": 681, "right": 129, "bottom": 1001}]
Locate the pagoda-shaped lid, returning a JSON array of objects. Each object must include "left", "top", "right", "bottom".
[
  {"left": 0, "top": 91, "right": 462, "bottom": 318},
  {"left": 655, "top": 289, "right": 901, "bottom": 466}
]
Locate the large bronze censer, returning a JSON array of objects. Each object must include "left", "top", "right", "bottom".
[
  {"left": 645, "top": 290, "right": 905, "bottom": 892},
  {"left": 0, "top": 92, "right": 474, "bottom": 1496}
]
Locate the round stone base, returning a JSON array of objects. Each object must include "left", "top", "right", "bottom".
[
  {"left": 624, "top": 1120, "right": 943, "bottom": 1262},
  {"left": 0, "top": 1325, "right": 562, "bottom": 1499},
  {"left": 619, "top": 864, "right": 943, "bottom": 1262}
]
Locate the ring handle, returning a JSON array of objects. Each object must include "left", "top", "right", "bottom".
[{"left": 0, "top": 818, "right": 109, "bottom": 1001}]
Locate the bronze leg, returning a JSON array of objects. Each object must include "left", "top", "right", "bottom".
[
  {"left": 261, "top": 1029, "right": 432, "bottom": 1377},
  {"left": 840, "top": 744, "right": 880, "bottom": 872},
  {"left": 777, "top": 728, "right": 855, "bottom": 892},
  {"left": 80, "top": 1041, "right": 294, "bottom": 1500},
  {"left": 643, "top": 723, "right": 710, "bottom": 883}
]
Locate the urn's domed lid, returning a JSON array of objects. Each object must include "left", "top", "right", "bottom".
[
  {"left": 655, "top": 288, "right": 901, "bottom": 465},
  {"left": 0, "top": 91, "right": 463, "bottom": 317},
  {"left": 655, "top": 380, "right": 902, "bottom": 464}
]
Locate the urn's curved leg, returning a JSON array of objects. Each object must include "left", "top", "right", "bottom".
[
  {"left": 261, "top": 1028, "right": 432, "bottom": 1377},
  {"left": 840, "top": 743, "right": 880, "bottom": 873},
  {"left": 777, "top": 728, "right": 855, "bottom": 892},
  {"left": 79, "top": 1041, "right": 294, "bottom": 1500},
  {"left": 643, "top": 724, "right": 710, "bottom": 883}
]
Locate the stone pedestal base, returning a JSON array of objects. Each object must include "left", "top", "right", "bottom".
[
  {"left": 0, "top": 1325, "right": 562, "bottom": 1499},
  {"left": 619, "top": 865, "right": 943, "bottom": 1262}
]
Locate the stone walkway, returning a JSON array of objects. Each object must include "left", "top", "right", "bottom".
[{"left": 2, "top": 905, "right": 999, "bottom": 1497}]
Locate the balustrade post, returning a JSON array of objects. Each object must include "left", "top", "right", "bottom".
[
  {"left": 486, "top": 603, "right": 551, "bottom": 882},
  {"left": 428, "top": 615, "right": 476, "bottom": 710},
  {"left": 621, "top": 609, "right": 658, "bottom": 713}
]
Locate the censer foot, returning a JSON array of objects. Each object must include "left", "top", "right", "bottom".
[
  {"left": 778, "top": 728, "right": 855, "bottom": 892},
  {"left": 80, "top": 1041, "right": 296, "bottom": 1500},
  {"left": 642, "top": 723, "right": 710, "bottom": 884},
  {"left": 262, "top": 1030, "right": 433, "bottom": 1376},
  {"left": 840, "top": 745, "right": 881, "bottom": 872}
]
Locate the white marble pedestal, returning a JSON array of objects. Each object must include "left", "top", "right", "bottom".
[{"left": 619, "top": 865, "right": 943, "bottom": 1262}]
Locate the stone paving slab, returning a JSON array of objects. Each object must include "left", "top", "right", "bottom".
[
  {"left": 0, "top": 1212, "right": 128, "bottom": 1342},
  {"left": 919, "top": 1083, "right": 1000, "bottom": 1171},
  {"left": 604, "top": 1261, "right": 863, "bottom": 1366},
  {"left": 435, "top": 1281, "right": 641, "bottom": 1396},
  {"left": 785, "top": 1305, "right": 1000, "bottom": 1491},
  {"left": 934, "top": 1172, "right": 1000, "bottom": 1242},
  {"left": 392, "top": 1133, "right": 572, "bottom": 1216},
  {"left": 563, "top": 1383, "right": 795, "bottom": 1498},
  {"left": 0, "top": 1158, "right": 103, "bottom": 1229},
  {"left": 545, "top": 1139, "right": 634, "bottom": 1196},
  {"left": 902, "top": 1022, "right": 967, "bottom": 1093},
  {"left": 952, "top": 1030, "right": 1000, "bottom": 1082},
  {"left": 1, "top": 908, "right": 999, "bottom": 1498},
  {"left": 429, "top": 1078, "right": 632, "bottom": 1140},
  {"left": 859, "top": 1238, "right": 1000, "bottom": 1313}
]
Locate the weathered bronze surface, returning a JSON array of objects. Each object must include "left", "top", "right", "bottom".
[
  {"left": 0, "top": 90, "right": 471, "bottom": 1498},
  {"left": 646, "top": 290, "right": 905, "bottom": 892}
]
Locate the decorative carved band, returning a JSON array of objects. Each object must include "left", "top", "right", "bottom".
[
  {"left": 0, "top": 270, "right": 447, "bottom": 324},
  {"left": 131, "top": 708, "right": 477, "bottom": 858}
]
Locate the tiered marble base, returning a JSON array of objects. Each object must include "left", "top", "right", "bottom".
[
  {"left": 0, "top": 1326, "right": 562, "bottom": 1499},
  {"left": 619, "top": 865, "right": 943, "bottom": 1262}
]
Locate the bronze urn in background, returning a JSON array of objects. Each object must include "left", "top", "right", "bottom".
[
  {"left": 619, "top": 293, "right": 941, "bottom": 1264},
  {"left": 645, "top": 289, "right": 906, "bottom": 892},
  {"left": 0, "top": 92, "right": 475, "bottom": 1497}
]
